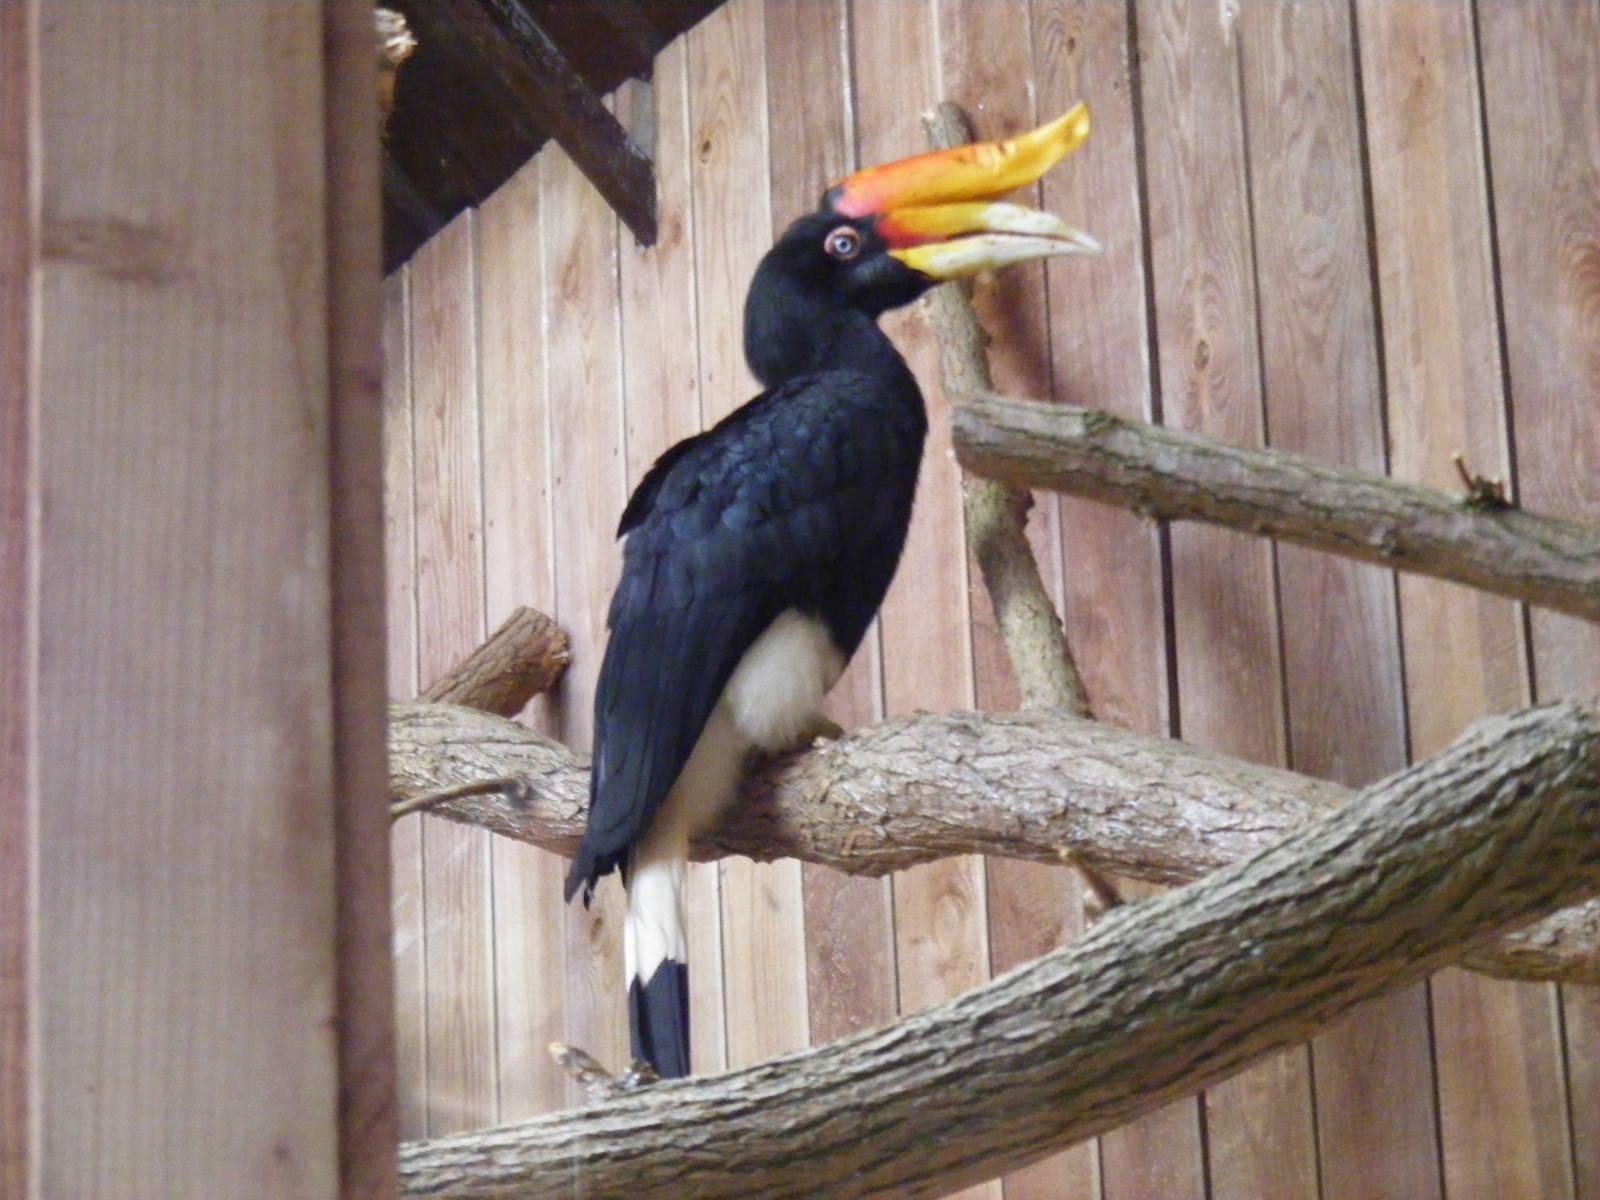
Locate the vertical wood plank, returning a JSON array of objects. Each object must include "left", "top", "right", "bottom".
[
  {"left": 1356, "top": 2, "right": 1573, "bottom": 1197},
  {"left": 1236, "top": 6, "right": 1440, "bottom": 1200},
  {"left": 384, "top": 270, "right": 430, "bottom": 1141},
  {"left": 850, "top": 5, "right": 993, "bottom": 1197},
  {"left": 0, "top": 0, "right": 36, "bottom": 1191},
  {"left": 1134, "top": 3, "right": 1320, "bottom": 1198},
  {"left": 616, "top": 43, "right": 731, "bottom": 1076},
  {"left": 1476, "top": 5, "right": 1600, "bottom": 1194},
  {"left": 322, "top": 3, "right": 396, "bottom": 1189},
  {"left": 541, "top": 142, "right": 631, "bottom": 1091},
  {"left": 411, "top": 212, "right": 498, "bottom": 1135},
  {"left": 27, "top": 3, "right": 387, "bottom": 1192},
  {"left": 762, "top": 0, "right": 900, "bottom": 1050},
  {"left": 688, "top": 0, "right": 812, "bottom": 1071},
  {"left": 936, "top": 5, "right": 1093, "bottom": 1198},
  {"left": 477, "top": 160, "right": 570, "bottom": 1120},
  {"left": 1569, "top": 988, "right": 1600, "bottom": 1200},
  {"left": 1032, "top": 6, "right": 1194, "bottom": 1199}
]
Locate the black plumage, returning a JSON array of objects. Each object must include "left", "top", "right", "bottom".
[
  {"left": 559, "top": 103, "right": 1097, "bottom": 1078},
  {"left": 565, "top": 214, "right": 930, "bottom": 904}
]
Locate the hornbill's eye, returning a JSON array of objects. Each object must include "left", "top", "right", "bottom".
[{"left": 824, "top": 226, "right": 862, "bottom": 261}]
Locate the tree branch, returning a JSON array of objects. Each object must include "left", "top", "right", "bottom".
[
  {"left": 399, "top": 701, "right": 1600, "bottom": 1199},
  {"left": 952, "top": 391, "right": 1600, "bottom": 624},
  {"left": 419, "top": 605, "right": 570, "bottom": 716},
  {"left": 920, "top": 104, "right": 1093, "bottom": 717},
  {"left": 389, "top": 701, "right": 1600, "bottom": 985}
]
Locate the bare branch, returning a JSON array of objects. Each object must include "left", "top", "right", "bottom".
[
  {"left": 399, "top": 702, "right": 1600, "bottom": 1200},
  {"left": 419, "top": 605, "right": 570, "bottom": 716},
  {"left": 919, "top": 103, "right": 1094, "bottom": 717},
  {"left": 389, "top": 701, "right": 1600, "bottom": 985},
  {"left": 952, "top": 391, "right": 1600, "bottom": 624}
]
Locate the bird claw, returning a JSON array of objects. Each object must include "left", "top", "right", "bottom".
[
  {"left": 549, "top": 1043, "right": 662, "bottom": 1103},
  {"left": 802, "top": 715, "right": 846, "bottom": 744},
  {"left": 616, "top": 1060, "right": 661, "bottom": 1091}
]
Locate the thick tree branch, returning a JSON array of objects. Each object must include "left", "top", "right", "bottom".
[
  {"left": 419, "top": 605, "right": 570, "bottom": 717},
  {"left": 399, "top": 702, "right": 1600, "bottom": 1199},
  {"left": 389, "top": 701, "right": 1600, "bottom": 985},
  {"left": 920, "top": 104, "right": 1093, "bottom": 717},
  {"left": 952, "top": 391, "right": 1600, "bottom": 623}
]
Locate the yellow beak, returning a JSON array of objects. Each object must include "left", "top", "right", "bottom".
[{"left": 825, "top": 103, "right": 1099, "bottom": 281}]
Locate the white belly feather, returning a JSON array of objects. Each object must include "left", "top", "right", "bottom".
[
  {"left": 626, "top": 609, "right": 845, "bottom": 984},
  {"left": 723, "top": 608, "right": 846, "bottom": 751}
]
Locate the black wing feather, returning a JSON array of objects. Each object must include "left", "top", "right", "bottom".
[{"left": 565, "top": 371, "right": 921, "bottom": 903}]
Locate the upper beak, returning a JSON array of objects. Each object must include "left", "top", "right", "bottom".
[{"left": 825, "top": 103, "right": 1100, "bottom": 281}]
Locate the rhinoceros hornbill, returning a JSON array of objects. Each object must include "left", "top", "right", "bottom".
[{"left": 564, "top": 105, "right": 1099, "bottom": 1079}]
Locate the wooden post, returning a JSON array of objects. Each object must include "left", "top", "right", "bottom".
[{"left": 1, "top": 3, "right": 393, "bottom": 1196}]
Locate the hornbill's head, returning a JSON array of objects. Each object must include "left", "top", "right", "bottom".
[{"left": 746, "top": 104, "right": 1098, "bottom": 383}]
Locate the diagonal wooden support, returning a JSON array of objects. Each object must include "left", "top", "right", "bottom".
[
  {"left": 397, "top": 701, "right": 1600, "bottom": 1199},
  {"left": 475, "top": 0, "right": 658, "bottom": 244}
]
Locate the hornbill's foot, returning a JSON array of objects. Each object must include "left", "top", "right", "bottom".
[
  {"left": 549, "top": 1043, "right": 661, "bottom": 1103},
  {"left": 800, "top": 714, "right": 846, "bottom": 745},
  {"left": 748, "top": 715, "right": 847, "bottom": 769},
  {"left": 616, "top": 1060, "right": 661, "bottom": 1091}
]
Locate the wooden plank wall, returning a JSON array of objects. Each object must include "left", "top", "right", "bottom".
[
  {"left": 8, "top": 3, "right": 392, "bottom": 1196},
  {"left": 383, "top": 0, "right": 1600, "bottom": 1193}
]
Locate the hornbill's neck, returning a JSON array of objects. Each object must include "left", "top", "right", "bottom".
[{"left": 742, "top": 268, "right": 914, "bottom": 391}]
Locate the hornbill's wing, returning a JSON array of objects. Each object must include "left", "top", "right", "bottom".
[{"left": 564, "top": 377, "right": 875, "bottom": 902}]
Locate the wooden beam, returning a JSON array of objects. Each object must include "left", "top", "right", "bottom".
[
  {"left": 478, "top": 0, "right": 658, "bottom": 244},
  {"left": 0, "top": 1, "right": 38, "bottom": 1192},
  {"left": 591, "top": 0, "right": 663, "bottom": 69},
  {"left": 12, "top": 3, "right": 392, "bottom": 1195},
  {"left": 403, "top": 0, "right": 657, "bottom": 245}
]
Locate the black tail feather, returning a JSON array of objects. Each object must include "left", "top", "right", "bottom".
[{"left": 629, "top": 960, "right": 690, "bottom": 1078}]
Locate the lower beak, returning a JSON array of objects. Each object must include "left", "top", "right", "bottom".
[{"left": 878, "top": 201, "right": 1102, "bottom": 282}]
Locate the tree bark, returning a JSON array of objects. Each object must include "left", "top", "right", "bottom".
[
  {"left": 389, "top": 701, "right": 1600, "bottom": 985},
  {"left": 920, "top": 104, "right": 1092, "bottom": 716},
  {"left": 952, "top": 391, "right": 1600, "bottom": 624},
  {"left": 419, "top": 605, "right": 569, "bottom": 716},
  {"left": 399, "top": 701, "right": 1600, "bottom": 1200}
]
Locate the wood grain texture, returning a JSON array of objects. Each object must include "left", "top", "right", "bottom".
[
  {"left": 411, "top": 213, "right": 498, "bottom": 1136},
  {"left": 954, "top": 395, "right": 1600, "bottom": 621},
  {"left": 400, "top": 700, "right": 1600, "bottom": 1200},
  {"left": 540, "top": 141, "right": 630, "bottom": 1092},
  {"left": 1236, "top": 7, "right": 1438, "bottom": 1199},
  {"left": 476, "top": 159, "right": 569, "bottom": 1122},
  {"left": 1356, "top": 3, "right": 1573, "bottom": 1196},
  {"left": 849, "top": 18, "right": 992, "bottom": 1193},
  {"left": 763, "top": 0, "right": 899, "bottom": 1052},
  {"left": 32, "top": 5, "right": 357, "bottom": 1193},
  {"left": 385, "top": 271, "right": 430, "bottom": 1143},
  {"left": 379, "top": 0, "right": 1600, "bottom": 1185},
  {"left": 688, "top": 0, "right": 812, "bottom": 1072},
  {"left": 616, "top": 46, "right": 731, "bottom": 1076},
  {"left": 1133, "top": 3, "right": 1315, "bottom": 1195},
  {"left": 322, "top": 4, "right": 397, "bottom": 1188},
  {"left": 420, "top": 606, "right": 569, "bottom": 716},
  {"left": 1030, "top": 7, "right": 1197, "bottom": 1196},
  {"left": 0, "top": 1, "right": 36, "bottom": 1191},
  {"left": 1476, "top": 6, "right": 1600, "bottom": 1193},
  {"left": 919, "top": 80, "right": 1094, "bottom": 1200},
  {"left": 391, "top": 701, "right": 1600, "bottom": 986},
  {"left": 937, "top": 0, "right": 1069, "bottom": 720}
]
